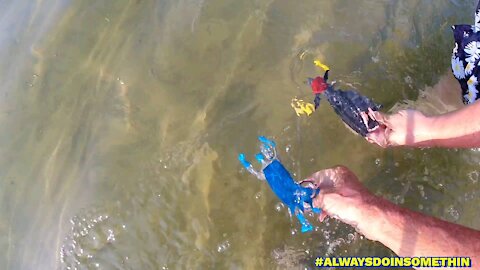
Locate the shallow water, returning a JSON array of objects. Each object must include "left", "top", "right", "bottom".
[{"left": 1, "top": 0, "right": 480, "bottom": 269}]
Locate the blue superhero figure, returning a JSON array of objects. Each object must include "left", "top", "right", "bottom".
[{"left": 238, "top": 136, "right": 321, "bottom": 233}]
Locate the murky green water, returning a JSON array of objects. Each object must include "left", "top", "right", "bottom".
[{"left": 1, "top": 0, "right": 480, "bottom": 269}]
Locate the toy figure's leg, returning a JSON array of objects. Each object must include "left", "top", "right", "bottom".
[
  {"left": 309, "top": 201, "right": 322, "bottom": 214},
  {"left": 296, "top": 211, "right": 313, "bottom": 233},
  {"left": 301, "top": 193, "right": 322, "bottom": 214},
  {"left": 314, "top": 94, "right": 321, "bottom": 109},
  {"left": 288, "top": 206, "right": 313, "bottom": 232},
  {"left": 238, "top": 154, "right": 265, "bottom": 180}
]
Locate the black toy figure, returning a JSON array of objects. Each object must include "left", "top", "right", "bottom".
[{"left": 308, "top": 70, "right": 382, "bottom": 137}]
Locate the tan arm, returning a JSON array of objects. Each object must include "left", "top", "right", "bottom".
[
  {"left": 309, "top": 166, "right": 480, "bottom": 270},
  {"left": 424, "top": 101, "right": 480, "bottom": 147}
]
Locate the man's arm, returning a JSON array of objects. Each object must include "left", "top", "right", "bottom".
[
  {"left": 307, "top": 166, "right": 480, "bottom": 269},
  {"left": 358, "top": 194, "right": 480, "bottom": 265}
]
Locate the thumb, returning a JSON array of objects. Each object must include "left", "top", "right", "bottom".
[
  {"left": 318, "top": 209, "right": 329, "bottom": 222},
  {"left": 365, "top": 127, "right": 389, "bottom": 148}
]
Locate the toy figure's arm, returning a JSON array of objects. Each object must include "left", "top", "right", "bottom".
[
  {"left": 238, "top": 154, "right": 265, "bottom": 180},
  {"left": 314, "top": 94, "right": 322, "bottom": 110},
  {"left": 238, "top": 136, "right": 278, "bottom": 180},
  {"left": 323, "top": 70, "right": 329, "bottom": 82}
]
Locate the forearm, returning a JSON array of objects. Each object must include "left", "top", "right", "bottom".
[
  {"left": 416, "top": 101, "right": 480, "bottom": 148},
  {"left": 356, "top": 196, "right": 480, "bottom": 269}
]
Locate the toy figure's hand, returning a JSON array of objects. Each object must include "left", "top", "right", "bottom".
[
  {"left": 365, "top": 110, "right": 432, "bottom": 147},
  {"left": 301, "top": 166, "right": 377, "bottom": 238}
]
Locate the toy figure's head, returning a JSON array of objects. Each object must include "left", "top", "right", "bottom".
[
  {"left": 308, "top": 76, "right": 328, "bottom": 94},
  {"left": 307, "top": 76, "right": 328, "bottom": 109}
]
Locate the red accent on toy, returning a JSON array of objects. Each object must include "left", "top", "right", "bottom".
[{"left": 311, "top": 77, "right": 328, "bottom": 94}]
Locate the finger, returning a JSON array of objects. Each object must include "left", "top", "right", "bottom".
[
  {"left": 367, "top": 108, "right": 377, "bottom": 121},
  {"left": 302, "top": 169, "right": 334, "bottom": 188},
  {"left": 300, "top": 175, "right": 322, "bottom": 185},
  {"left": 369, "top": 110, "right": 389, "bottom": 126},
  {"left": 360, "top": 111, "right": 370, "bottom": 129},
  {"left": 312, "top": 190, "right": 326, "bottom": 211},
  {"left": 314, "top": 196, "right": 334, "bottom": 223},
  {"left": 318, "top": 211, "right": 329, "bottom": 222},
  {"left": 312, "top": 186, "right": 341, "bottom": 208}
]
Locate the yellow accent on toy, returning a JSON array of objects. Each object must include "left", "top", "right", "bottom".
[
  {"left": 314, "top": 60, "right": 330, "bottom": 71},
  {"left": 291, "top": 98, "right": 315, "bottom": 116}
]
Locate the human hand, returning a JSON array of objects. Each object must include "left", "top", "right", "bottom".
[
  {"left": 301, "top": 166, "right": 378, "bottom": 239},
  {"left": 365, "top": 109, "right": 432, "bottom": 147}
]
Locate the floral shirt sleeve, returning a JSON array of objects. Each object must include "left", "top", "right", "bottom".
[{"left": 452, "top": 1, "right": 480, "bottom": 104}]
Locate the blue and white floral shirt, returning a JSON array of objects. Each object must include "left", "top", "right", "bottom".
[{"left": 451, "top": 1, "right": 480, "bottom": 104}]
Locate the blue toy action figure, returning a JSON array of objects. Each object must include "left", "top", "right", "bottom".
[{"left": 238, "top": 136, "right": 321, "bottom": 233}]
